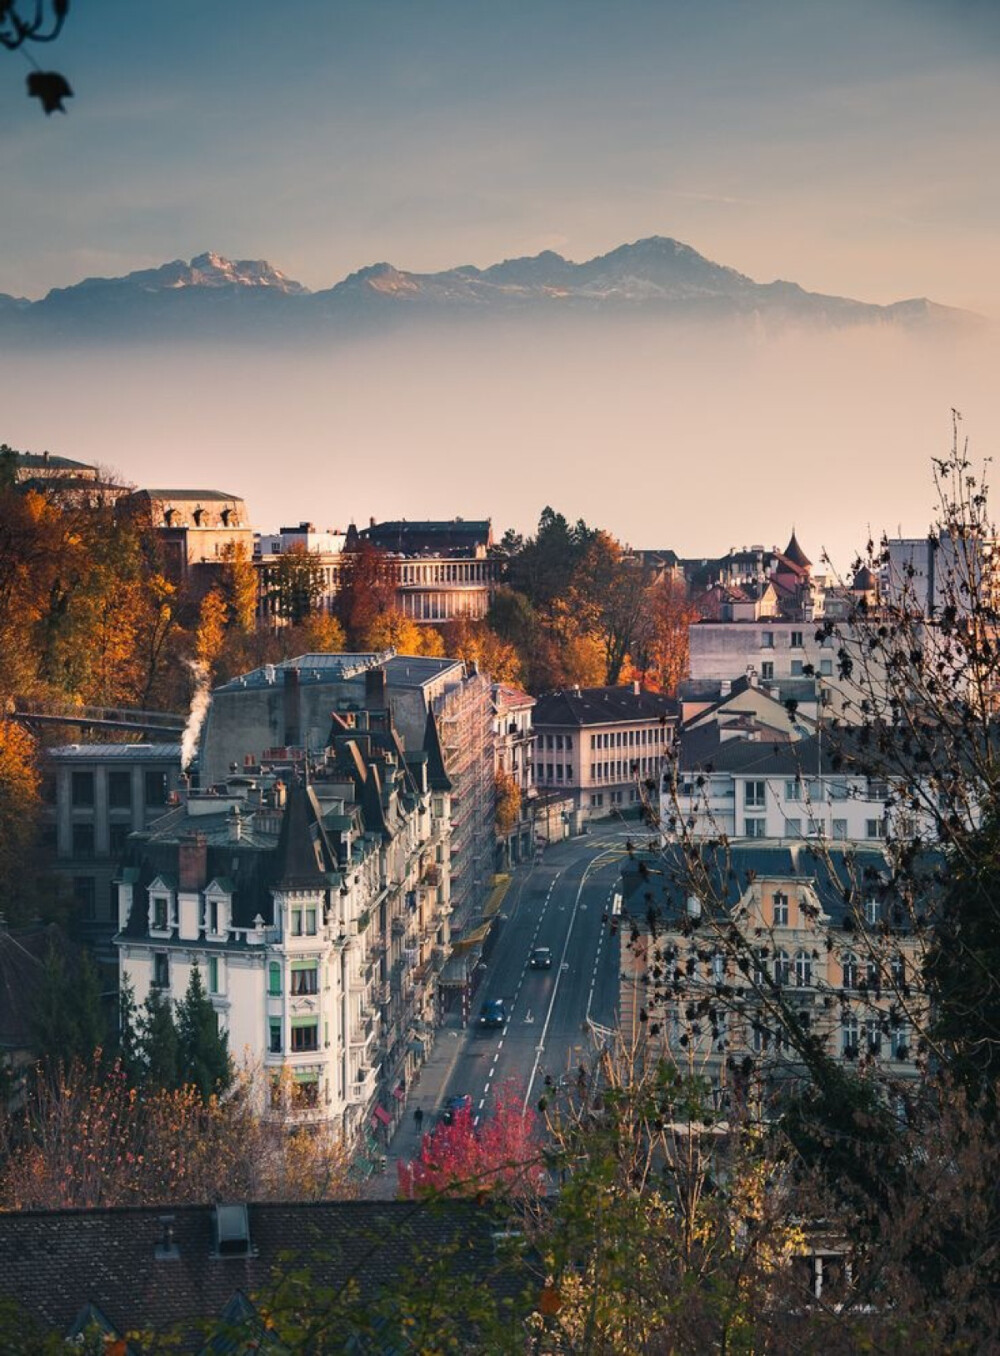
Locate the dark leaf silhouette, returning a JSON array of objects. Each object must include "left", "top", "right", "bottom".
[{"left": 27, "top": 69, "right": 72, "bottom": 113}]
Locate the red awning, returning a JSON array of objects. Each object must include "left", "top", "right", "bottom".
[
  {"left": 392, "top": 1084, "right": 406, "bottom": 1100},
  {"left": 372, "top": 1104, "right": 392, "bottom": 1126}
]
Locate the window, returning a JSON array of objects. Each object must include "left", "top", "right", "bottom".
[
  {"left": 761, "top": 661, "right": 774, "bottom": 680},
  {"left": 745, "top": 781, "right": 765, "bottom": 807},
  {"left": 794, "top": 950, "right": 813, "bottom": 987},
  {"left": 890, "top": 953, "right": 906, "bottom": 987},
  {"left": 864, "top": 898, "right": 880, "bottom": 925},
  {"left": 305, "top": 908, "right": 317, "bottom": 936},
  {"left": 144, "top": 770, "right": 168, "bottom": 806},
  {"left": 790, "top": 631, "right": 803, "bottom": 648},
  {"left": 290, "top": 1021, "right": 319, "bottom": 1053},
  {"left": 761, "top": 631, "right": 774, "bottom": 649},
  {"left": 753, "top": 949, "right": 768, "bottom": 985},
  {"left": 842, "top": 1013, "right": 859, "bottom": 1058},
  {"left": 555, "top": 735, "right": 563, "bottom": 750},
  {"left": 820, "top": 659, "right": 833, "bottom": 677},
  {"left": 109, "top": 822, "right": 130, "bottom": 856},
  {"left": 591, "top": 793, "right": 603, "bottom": 808},
  {"left": 291, "top": 965, "right": 319, "bottom": 996},
  {"left": 108, "top": 770, "right": 131, "bottom": 810},
  {"left": 152, "top": 895, "right": 169, "bottom": 931},
  {"left": 773, "top": 950, "right": 791, "bottom": 985},
  {"left": 208, "top": 956, "right": 220, "bottom": 994},
  {"left": 807, "top": 818, "right": 823, "bottom": 838},
  {"left": 773, "top": 892, "right": 789, "bottom": 926},
  {"left": 841, "top": 953, "right": 859, "bottom": 989},
  {"left": 291, "top": 909, "right": 303, "bottom": 937},
  {"left": 711, "top": 952, "right": 725, "bottom": 982},
  {"left": 863, "top": 1020, "right": 882, "bottom": 1057},
  {"left": 269, "top": 1020, "right": 282, "bottom": 1054},
  {"left": 71, "top": 771, "right": 94, "bottom": 807},
  {"left": 565, "top": 735, "right": 573, "bottom": 751},
  {"left": 890, "top": 1020, "right": 909, "bottom": 1061},
  {"left": 783, "top": 817, "right": 801, "bottom": 838},
  {"left": 292, "top": 1073, "right": 319, "bottom": 1108},
  {"left": 153, "top": 952, "right": 169, "bottom": 988},
  {"left": 866, "top": 819, "right": 885, "bottom": 840},
  {"left": 785, "top": 780, "right": 801, "bottom": 802},
  {"left": 832, "top": 818, "right": 848, "bottom": 841},
  {"left": 73, "top": 876, "right": 96, "bottom": 922},
  {"left": 869, "top": 779, "right": 889, "bottom": 801},
  {"left": 268, "top": 962, "right": 282, "bottom": 996},
  {"left": 745, "top": 818, "right": 765, "bottom": 838},
  {"left": 72, "top": 823, "right": 95, "bottom": 859},
  {"left": 828, "top": 778, "right": 849, "bottom": 801},
  {"left": 790, "top": 660, "right": 804, "bottom": 677}
]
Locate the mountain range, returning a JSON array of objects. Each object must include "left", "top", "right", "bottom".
[{"left": 0, "top": 238, "right": 980, "bottom": 342}]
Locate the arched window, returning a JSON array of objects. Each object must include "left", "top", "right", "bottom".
[
  {"left": 794, "top": 950, "right": 812, "bottom": 987},
  {"left": 841, "top": 952, "right": 859, "bottom": 989}
]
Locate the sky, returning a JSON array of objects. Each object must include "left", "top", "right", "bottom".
[{"left": 2, "top": 0, "right": 999, "bottom": 566}]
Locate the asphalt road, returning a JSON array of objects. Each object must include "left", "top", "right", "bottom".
[{"left": 445, "top": 824, "right": 652, "bottom": 1125}]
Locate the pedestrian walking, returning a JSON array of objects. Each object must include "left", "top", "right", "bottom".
[{"left": 414, "top": 1106, "right": 424, "bottom": 1133}]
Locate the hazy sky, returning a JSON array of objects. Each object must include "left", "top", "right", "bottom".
[
  {"left": 2, "top": 1, "right": 998, "bottom": 567},
  {"left": 3, "top": 0, "right": 998, "bottom": 311}
]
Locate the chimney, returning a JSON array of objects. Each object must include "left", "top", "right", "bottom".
[
  {"left": 283, "top": 667, "right": 300, "bottom": 746},
  {"left": 178, "top": 832, "right": 208, "bottom": 891},
  {"left": 365, "top": 666, "right": 386, "bottom": 710},
  {"left": 228, "top": 806, "right": 243, "bottom": 842},
  {"left": 632, "top": 680, "right": 641, "bottom": 695},
  {"left": 719, "top": 679, "right": 731, "bottom": 697}
]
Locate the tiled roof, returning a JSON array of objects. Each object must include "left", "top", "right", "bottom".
[
  {"left": 533, "top": 686, "right": 677, "bottom": 729},
  {"left": 130, "top": 489, "right": 243, "bottom": 502},
  {"left": 621, "top": 841, "right": 935, "bottom": 929},
  {"left": 0, "top": 1200, "right": 529, "bottom": 1347}
]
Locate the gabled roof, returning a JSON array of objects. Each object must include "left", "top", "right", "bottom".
[{"left": 0, "top": 1200, "right": 529, "bottom": 1348}]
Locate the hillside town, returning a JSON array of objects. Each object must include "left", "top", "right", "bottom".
[{"left": 1, "top": 435, "right": 999, "bottom": 1348}]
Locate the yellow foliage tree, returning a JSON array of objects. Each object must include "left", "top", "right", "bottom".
[
  {"left": 195, "top": 587, "right": 228, "bottom": 673},
  {"left": 495, "top": 769, "right": 521, "bottom": 836}
]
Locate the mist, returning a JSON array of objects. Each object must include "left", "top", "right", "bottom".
[{"left": 4, "top": 316, "right": 996, "bottom": 574}]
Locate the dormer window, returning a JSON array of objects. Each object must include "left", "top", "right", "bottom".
[
  {"left": 153, "top": 896, "right": 168, "bottom": 931},
  {"left": 193, "top": 508, "right": 205, "bottom": 526}
]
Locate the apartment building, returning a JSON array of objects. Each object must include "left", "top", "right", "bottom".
[
  {"left": 43, "top": 743, "right": 183, "bottom": 966},
  {"left": 532, "top": 684, "right": 677, "bottom": 824},
  {"left": 620, "top": 842, "right": 926, "bottom": 1088},
  {"left": 116, "top": 701, "right": 451, "bottom": 1141},
  {"left": 200, "top": 652, "right": 494, "bottom": 935},
  {"left": 492, "top": 682, "right": 535, "bottom": 866}
]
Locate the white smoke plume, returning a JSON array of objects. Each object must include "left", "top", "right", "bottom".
[{"left": 181, "top": 660, "right": 212, "bottom": 773}]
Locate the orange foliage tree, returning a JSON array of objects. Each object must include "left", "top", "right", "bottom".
[{"left": 0, "top": 1057, "right": 355, "bottom": 1209}]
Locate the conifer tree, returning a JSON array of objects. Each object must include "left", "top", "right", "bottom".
[
  {"left": 140, "top": 986, "right": 180, "bottom": 1091},
  {"left": 176, "top": 964, "right": 230, "bottom": 1099}
]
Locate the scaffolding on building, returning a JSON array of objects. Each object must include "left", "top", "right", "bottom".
[{"left": 433, "top": 666, "right": 496, "bottom": 938}]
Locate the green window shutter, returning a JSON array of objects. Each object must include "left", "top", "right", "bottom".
[
  {"left": 290, "top": 959, "right": 318, "bottom": 972},
  {"left": 290, "top": 1016, "right": 319, "bottom": 1030},
  {"left": 294, "top": 1068, "right": 320, "bottom": 1083},
  {"left": 268, "top": 962, "right": 281, "bottom": 995}
]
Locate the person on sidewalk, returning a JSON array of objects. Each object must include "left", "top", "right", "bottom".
[{"left": 414, "top": 1107, "right": 424, "bottom": 1134}]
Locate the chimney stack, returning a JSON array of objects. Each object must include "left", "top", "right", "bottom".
[{"left": 178, "top": 832, "right": 208, "bottom": 891}]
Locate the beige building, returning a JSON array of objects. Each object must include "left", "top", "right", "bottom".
[
  {"left": 532, "top": 684, "right": 677, "bottom": 824},
  {"left": 620, "top": 842, "right": 925, "bottom": 1090},
  {"left": 123, "top": 488, "right": 253, "bottom": 585}
]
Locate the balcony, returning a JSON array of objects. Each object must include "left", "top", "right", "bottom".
[
  {"left": 348, "top": 1066, "right": 377, "bottom": 1105},
  {"left": 349, "top": 1013, "right": 378, "bottom": 1049}
]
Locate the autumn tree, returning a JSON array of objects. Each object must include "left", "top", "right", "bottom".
[
  {"left": 636, "top": 573, "right": 698, "bottom": 695},
  {"left": 219, "top": 538, "right": 258, "bottom": 634},
  {"left": 195, "top": 586, "right": 228, "bottom": 674},
  {"left": 0, "top": 719, "right": 42, "bottom": 925},
  {"left": 334, "top": 541, "right": 396, "bottom": 646},
  {"left": 441, "top": 615, "right": 523, "bottom": 685},
  {"left": 397, "top": 1085, "right": 544, "bottom": 1201},
  {"left": 494, "top": 770, "right": 521, "bottom": 837},
  {"left": 265, "top": 542, "right": 327, "bottom": 627}
]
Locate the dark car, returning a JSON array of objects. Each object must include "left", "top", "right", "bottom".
[
  {"left": 477, "top": 999, "right": 507, "bottom": 1031},
  {"left": 441, "top": 1093, "right": 472, "bottom": 1126},
  {"left": 530, "top": 946, "right": 553, "bottom": 970}
]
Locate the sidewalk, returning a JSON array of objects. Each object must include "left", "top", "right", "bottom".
[{"left": 361, "top": 1008, "right": 471, "bottom": 1200}]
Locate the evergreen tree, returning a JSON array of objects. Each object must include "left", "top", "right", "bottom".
[
  {"left": 176, "top": 965, "right": 230, "bottom": 1100},
  {"left": 140, "top": 986, "right": 180, "bottom": 1091},
  {"left": 30, "top": 938, "right": 107, "bottom": 1068},
  {"left": 115, "top": 974, "right": 144, "bottom": 1086}
]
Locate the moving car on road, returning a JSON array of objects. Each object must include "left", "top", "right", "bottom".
[
  {"left": 477, "top": 998, "right": 507, "bottom": 1031},
  {"left": 530, "top": 946, "right": 553, "bottom": 970},
  {"left": 441, "top": 1093, "right": 472, "bottom": 1125}
]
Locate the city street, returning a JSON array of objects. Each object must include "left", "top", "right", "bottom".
[{"left": 447, "top": 824, "right": 647, "bottom": 1125}]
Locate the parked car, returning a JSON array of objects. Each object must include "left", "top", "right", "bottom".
[
  {"left": 530, "top": 946, "right": 553, "bottom": 970},
  {"left": 477, "top": 998, "right": 507, "bottom": 1031},
  {"left": 441, "top": 1093, "right": 472, "bottom": 1125}
]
